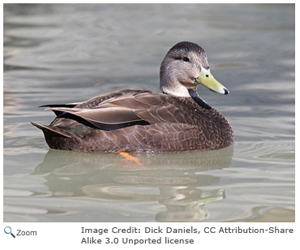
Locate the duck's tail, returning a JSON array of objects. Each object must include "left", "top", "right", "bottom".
[{"left": 31, "top": 122, "right": 72, "bottom": 138}]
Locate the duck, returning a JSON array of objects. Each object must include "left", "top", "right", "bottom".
[{"left": 32, "top": 41, "right": 234, "bottom": 153}]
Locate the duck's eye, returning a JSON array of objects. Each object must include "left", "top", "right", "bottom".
[
  {"left": 206, "top": 74, "right": 209, "bottom": 78},
  {"left": 183, "top": 57, "right": 190, "bottom": 62}
]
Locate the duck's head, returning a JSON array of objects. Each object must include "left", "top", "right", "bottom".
[{"left": 160, "top": 41, "right": 229, "bottom": 98}]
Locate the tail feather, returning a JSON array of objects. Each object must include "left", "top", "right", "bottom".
[{"left": 31, "top": 122, "right": 72, "bottom": 138}]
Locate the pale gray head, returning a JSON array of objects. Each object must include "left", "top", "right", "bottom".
[{"left": 160, "top": 41, "right": 229, "bottom": 98}]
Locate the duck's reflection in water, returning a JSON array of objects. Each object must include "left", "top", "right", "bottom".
[{"left": 32, "top": 146, "right": 233, "bottom": 221}]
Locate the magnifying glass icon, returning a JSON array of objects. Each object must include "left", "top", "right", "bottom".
[{"left": 4, "top": 226, "right": 16, "bottom": 238}]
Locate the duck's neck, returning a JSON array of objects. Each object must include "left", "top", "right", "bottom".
[
  {"left": 160, "top": 80, "right": 190, "bottom": 98},
  {"left": 161, "top": 84, "right": 190, "bottom": 97}
]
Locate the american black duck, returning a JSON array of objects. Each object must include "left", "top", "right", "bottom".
[{"left": 32, "top": 41, "right": 234, "bottom": 153}]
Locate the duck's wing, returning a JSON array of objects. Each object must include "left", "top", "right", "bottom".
[
  {"left": 39, "top": 103, "right": 79, "bottom": 108},
  {"left": 76, "top": 89, "right": 152, "bottom": 109},
  {"left": 46, "top": 105, "right": 149, "bottom": 130},
  {"left": 39, "top": 89, "right": 152, "bottom": 109},
  {"left": 46, "top": 91, "right": 191, "bottom": 131}
]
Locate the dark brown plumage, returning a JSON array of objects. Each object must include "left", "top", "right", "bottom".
[{"left": 32, "top": 41, "right": 234, "bottom": 153}]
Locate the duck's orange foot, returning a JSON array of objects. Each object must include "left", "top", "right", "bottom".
[{"left": 119, "top": 152, "right": 144, "bottom": 168}]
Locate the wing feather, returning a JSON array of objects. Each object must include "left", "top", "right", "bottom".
[{"left": 44, "top": 91, "right": 195, "bottom": 130}]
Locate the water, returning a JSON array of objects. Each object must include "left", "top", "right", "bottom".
[{"left": 3, "top": 4, "right": 295, "bottom": 222}]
